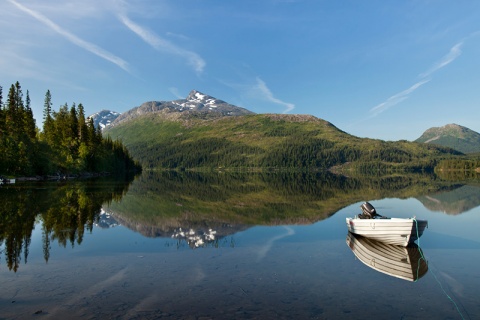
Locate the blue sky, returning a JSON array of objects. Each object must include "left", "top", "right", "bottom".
[{"left": 1, "top": 0, "right": 480, "bottom": 141}]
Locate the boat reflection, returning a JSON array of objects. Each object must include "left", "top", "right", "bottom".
[{"left": 346, "top": 232, "right": 428, "bottom": 282}]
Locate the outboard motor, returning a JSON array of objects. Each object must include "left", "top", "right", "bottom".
[{"left": 359, "top": 202, "right": 378, "bottom": 219}]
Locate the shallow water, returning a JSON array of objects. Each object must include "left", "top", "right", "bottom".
[{"left": 1, "top": 174, "right": 479, "bottom": 319}]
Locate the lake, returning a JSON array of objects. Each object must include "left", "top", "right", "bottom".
[{"left": 1, "top": 172, "right": 479, "bottom": 319}]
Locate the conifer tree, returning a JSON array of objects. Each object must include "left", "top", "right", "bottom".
[
  {"left": 24, "top": 90, "right": 36, "bottom": 139},
  {"left": 42, "top": 90, "right": 54, "bottom": 141},
  {"left": 1, "top": 82, "right": 140, "bottom": 176},
  {"left": 87, "top": 117, "right": 97, "bottom": 145},
  {"left": 69, "top": 103, "right": 79, "bottom": 159},
  {"left": 6, "top": 84, "right": 18, "bottom": 133},
  {"left": 77, "top": 103, "right": 88, "bottom": 143},
  {"left": 69, "top": 103, "right": 79, "bottom": 142},
  {"left": 0, "top": 85, "right": 4, "bottom": 136}
]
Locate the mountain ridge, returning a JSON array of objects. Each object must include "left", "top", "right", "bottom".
[
  {"left": 103, "top": 115, "right": 461, "bottom": 171},
  {"left": 109, "top": 90, "right": 254, "bottom": 128},
  {"left": 92, "top": 90, "right": 471, "bottom": 171},
  {"left": 90, "top": 92, "right": 479, "bottom": 155},
  {"left": 88, "top": 110, "right": 120, "bottom": 130},
  {"left": 415, "top": 123, "right": 480, "bottom": 154}
]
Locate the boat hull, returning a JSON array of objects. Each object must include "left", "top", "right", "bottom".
[{"left": 345, "top": 217, "right": 428, "bottom": 247}]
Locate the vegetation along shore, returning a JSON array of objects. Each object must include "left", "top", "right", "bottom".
[{"left": 0, "top": 81, "right": 141, "bottom": 179}]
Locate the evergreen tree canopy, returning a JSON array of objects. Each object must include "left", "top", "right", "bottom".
[{"left": 0, "top": 81, "right": 141, "bottom": 177}]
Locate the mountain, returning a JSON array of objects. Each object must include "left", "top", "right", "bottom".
[
  {"left": 415, "top": 123, "right": 480, "bottom": 154},
  {"left": 88, "top": 110, "right": 120, "bottom": 130},
  {"left": 104, "top": 90, "right": 462, "bottom": 171},
  {"left": 109, "top": 90, "right": 254, "bottom": 127}
]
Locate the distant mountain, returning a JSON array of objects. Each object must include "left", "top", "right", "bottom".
[
  {"left": 110, "top": 90, "right": 254, "bottom": 127},
  {"left": 88, "top": 110, "right": 120, "bottom": 130},
  {"left": 104, "top": 89, "right": 462, "bottom": 171},
  {"left": 415, "top": 124, "right": 480, "bottom": 154}
]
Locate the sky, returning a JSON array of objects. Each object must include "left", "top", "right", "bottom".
[{"left": 1, "top": 0, "right": 480, "bottom": 141}]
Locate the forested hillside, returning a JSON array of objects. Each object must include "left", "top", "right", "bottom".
[
  {"left": 105, "top": 112, "right": 462, "bottom": 172},
  {"left": 0, "top": 82, "right": 141, "bottom": 177},
  {"left": 415, "top": 123, "right": 480, "bottom": 154}
]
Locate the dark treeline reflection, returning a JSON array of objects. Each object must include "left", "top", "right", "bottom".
[
  {"left": 0, "top": 177, "right": 133, "bottom": 272},
  {"left": 132, "top": 171, "right": 440, "bottom": 204},
  {"left": 2, "top": 171, "right": 478, "bottom": 271},
  {"left": 106, "top": 171, "right": 467, "bottom": 238}
]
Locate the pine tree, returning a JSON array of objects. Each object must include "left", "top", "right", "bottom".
[
  {"left": 0, "top": 85, "right": 4, "bottom": 136},
  {"left": 6, "top": 84, "right": 18, "bottom": 134},
  {"left": 69, "top": 103, "right": 79, "bottom": 142},
  {"left": 77, "top": 103, "right": 88, "bottom": 144},
  {"left": 3, "top": 82, "right": 35, "bottom": 175},
  {"left": 1, "top": 82, "right": 140, "bottom": 176},
  {"left": 69, "top": 103, "right": 79, "bottom": 160},
  {"left": 42, "top": 90, "right": 55, "bottom": 145},
  {"left": 24, "top": 90, "right": 36, "bottom": 139}
]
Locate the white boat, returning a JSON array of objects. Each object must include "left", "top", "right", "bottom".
[
  {"left": 346, "top": 232, "right": 428, "bottom": 282},
  {"left": 345, "top": 202, "right": 428, "bottom": 247}
]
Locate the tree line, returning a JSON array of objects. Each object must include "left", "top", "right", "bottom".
[
  {"left": 126, "top": 134, "right": 452, "bottom": 172},
  {"left": 0, "top": 81, "right": 141, "bottom": 177}
]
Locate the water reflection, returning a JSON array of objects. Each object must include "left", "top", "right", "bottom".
[
  {"left": 346, "top": 232, "right": 428, "bottom": 282},
  {"left": 0, "top": 177, "right": 134, "bottom": 272},
  {"left": 172, "top": 227, "right": 218, "bottom": 248},
  {"left": 105, "top": 171, "right": 480, "bottom": 239},
  {"left": 1, "top": 170, "right": 479, "bottom": 272},
  {"left": 95, "top": 209, "right": 120, "bottom": 229},
  {"left": 416, "top": 185, "right": 480, "bottom": 214}
]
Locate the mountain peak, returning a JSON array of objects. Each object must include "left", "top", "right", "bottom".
[
  {"left": 108, "top": 90, "right": 255, "bottom": 128},
  {"left": 180, "top": 90, "right": 228, "bottom": 109},
  {"left": 88, "top": 110, "right": 120, "bottom": 130},
  {"left": 186, "top": 90, "right": 208, "bottom": 101},
  {"left": 415, "top": 123, "right": 480, "bottom": 153}
]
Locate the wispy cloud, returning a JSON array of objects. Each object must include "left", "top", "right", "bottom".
[
  {"left": 254, "top": 77, "right": 295, "bottom": 113},
  {"left": 370, "top": 78, "right": 430, "bottom": 116},
  {"left": 370, "top": 41, "right": 464, "bottom": 116},
  {"left": 117, "top": 13, "right": 205, "bottom": 75},
  {"left": 420, "top": 42, "right": 463, "bottom": 78},
  {"left": 7, "top": 0, "right": 129, "bottom": 72}
]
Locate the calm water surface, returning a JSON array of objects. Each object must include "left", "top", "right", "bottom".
[{"left": 1, "top": 173, "right": 479, "bottom": 319}]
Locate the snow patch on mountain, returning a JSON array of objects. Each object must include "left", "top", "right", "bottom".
[
  {"left": 107, "top": 90, "right": 254, "bottom": 127},
  {"left": 88, "top": 110, "right": 121, "bottom": 130}
]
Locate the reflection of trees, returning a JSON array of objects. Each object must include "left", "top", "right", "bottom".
[
  {"left": 106, "top": 171, "right": 464, "bottom": 238},
  {"left": 0, "top": 177, "right": 133, "bottom": 272},
  {"left": 416, "top": 185, "right": 480, "bottom": 214}
]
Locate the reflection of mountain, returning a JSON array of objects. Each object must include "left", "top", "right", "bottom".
[
  {"left": 105, "top": 171, "right": 462, "bottom": 237},
  {"left": 417, "top": 185, "right": 480, "bottom": 214},
  {"left": 95, "top": 209, "right": 120, "bottom": 228},
  {"left": 105, "top": 207, "right": 249, "bottom": 241},
  {"left": 346, "top": 232, "right": 428, "bottom": 282}
]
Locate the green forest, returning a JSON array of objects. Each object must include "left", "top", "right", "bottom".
[
  {"left": 0, "top": 82, "right": 141, "bottom": 177},
  {"left": 105, "top": 113, "right": 467, "bottom": 172}
]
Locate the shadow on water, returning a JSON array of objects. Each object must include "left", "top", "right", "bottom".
[{"left": 2, "top": 170, "right": 480, "bottom": 271}]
